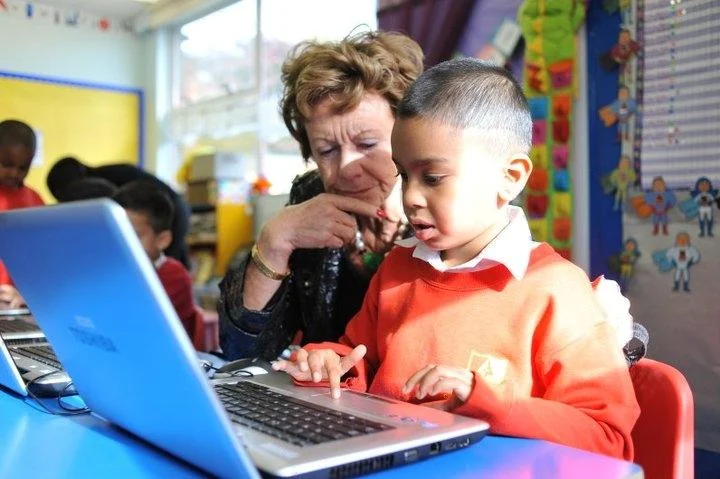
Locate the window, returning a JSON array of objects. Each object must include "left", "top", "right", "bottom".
[
  {"left": 169, "top": 0, "right": 378, "bottom": 193},
  {"left": 177, "top": 1, "right": 257, "bottom": 107}
]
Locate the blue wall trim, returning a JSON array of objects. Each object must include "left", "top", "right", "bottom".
[{"left": 586, "top": 3, "right": 622, "bottom": 279}]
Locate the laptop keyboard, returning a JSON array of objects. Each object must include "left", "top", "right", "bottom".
[
  {"left": 0, "top": 319, "right": 38, "bottom": 333},
  {"left": 215, "top": 382, "right": 394, "bottom": 447},
  {"left": 12, "top": 345, "right": 62, "bottom": 369}
]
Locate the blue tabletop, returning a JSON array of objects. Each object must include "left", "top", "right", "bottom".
[{"left": 0, "top": 390, "right": 643, "bottom": 479}]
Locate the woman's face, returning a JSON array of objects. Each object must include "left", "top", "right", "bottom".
[{"left": 305, "top": 92, "right": 398, "bottom": 208}]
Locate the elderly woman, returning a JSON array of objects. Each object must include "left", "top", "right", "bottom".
[{"left": 219, "top": 30, "right": 640, "bottom": 362}]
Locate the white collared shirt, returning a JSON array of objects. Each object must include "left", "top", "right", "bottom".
[
  {"left": 394, "top": 205, "right": 539, "bottom": 279},
  {"left": 153, "top": 253, "right": 167, "bottom": 270}
]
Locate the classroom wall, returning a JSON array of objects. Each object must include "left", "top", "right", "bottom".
[
  {"left": 0, "top": 14, "right": 146, "bottom": 89},
  {"left": 0, "top": 13, "right": 159, "bottom": 174},
  {"left": 456, "top": 1, "right": 590, "bottom": 272}
]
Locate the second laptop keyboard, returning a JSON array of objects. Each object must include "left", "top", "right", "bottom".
[
  {"left": 0, "top": 319, "right": 39, "bottom": 334},
  {"left": 12, "top": 344, "right": 62, "bottom": 369},
  {"left": 215, "top": 381, "right": 393, "bottom": 447}
]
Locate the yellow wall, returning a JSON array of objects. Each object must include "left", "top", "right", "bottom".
[{"left": 0, "top": 74, "right": 141, "bottom": 203}]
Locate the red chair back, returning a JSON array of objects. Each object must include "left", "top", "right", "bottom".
[
  {"left": 630, "top": 358, "right": 694, "bottom": 479},
  {"left": 192, "top": 308, "right": 219, "bottom": 352}
]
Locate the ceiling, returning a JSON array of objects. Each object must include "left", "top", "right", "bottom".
[{"left": 36, "top": 0, "right": 158, "bottom": 19}]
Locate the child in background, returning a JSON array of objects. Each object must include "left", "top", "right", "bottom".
[
  {"left": 273, "top": 59, "right": 640, "bottom": 460},
  {"left": 113, "top": 180, "right": 201, "bottom": 342},
  {"left": 0, "top": 120, "right": 45, "bottom": 307},
  {"left": 47, "top": 156, "right": 192, "bottom": 269}
]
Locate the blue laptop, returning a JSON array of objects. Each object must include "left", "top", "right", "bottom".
[{"left": 0, "top": 200, "right": 488, "bottom": 478}]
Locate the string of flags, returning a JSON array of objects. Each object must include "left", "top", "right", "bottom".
[{"left": 0, "top": 0, "right": 135, "bottom": 34}]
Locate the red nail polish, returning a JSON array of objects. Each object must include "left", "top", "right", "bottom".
[{"left": 377, "top": 208, "right": 387, "bottom": 218}]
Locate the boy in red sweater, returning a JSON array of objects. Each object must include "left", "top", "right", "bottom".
[
  {"left": 273, "top": 59, "right": 640, "bottom": 460},
  {"left": 0, "top": 120, "right": 45, "bottom": 308},
  {"left": 113, "top": 181, "right": 201, "bottom": 341}
]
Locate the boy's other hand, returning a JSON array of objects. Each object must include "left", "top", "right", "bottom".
[
  {"left": 272, "top": 345, "right": 367, "bottom": 399},
  {"left": 0, "top": 285, "right": 26, "bottom": 309},
  {"left": 403, "top": 365, "right": 475, "bottom": 410}
]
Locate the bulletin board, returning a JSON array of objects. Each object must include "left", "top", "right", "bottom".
[
  {"left": 588, "top": 0, "right": 720, "bottom": 453},
  {"left": 636, "top": 0, "right": 720, "bottom": 189},
  {"left": 0, "top": 70, "right": 143, "bottom": 203}
]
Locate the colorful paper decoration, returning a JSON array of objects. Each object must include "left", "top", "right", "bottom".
[
  {"left": 0, "top": 0, "right": 133, "bottom": 34},
  {"left": 552, "top": 145, "right": 569, "bottom": 169},
  {"left": 600, "top": 85, "right": 636, "bottom": 142},
  {"left": 603, "top": 155, "right": 636, "bottom": 211},
  {"left": 526, "top": 193, "right": 549, "bottom": 218},
  {"left": 553, "top": 169, "right": 570, "bottom": 192},
  {"left": 518, "top": 0, "right": 585, "bottom": 254},
  {"left": 552, "top": 94, "right": 571, "bottom": 118},
  {"left": 642, "top": 176, "right": 677, "bottom": 236},
  {"left": 608, "top": 237, "right": 641, "bottom": 293},
  {"left": 652, "top": 231, "right": 701, "bottom": 293},
  {"left": 529, "top": 146, "right": 548, "bottom": 169},
  {"left": 531, "top": 119, "right": 547, "bottom": 144},
  {"left": 686, "top": 177, "right": 719, "bottom": 237},
  {"left": 600, "top": 28, "right": 641, "bottom": 74},
  {"left": 528, "top": 218, "right": 548, "bottom": 242},
  {"left": 552, "top": 217, "right": 572, "bottom": 242},
  {"left": 528, "top": 97, "right": 549, "bottom": 119}
]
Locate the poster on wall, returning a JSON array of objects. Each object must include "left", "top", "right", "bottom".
[{"left": 602, "top": 0, "right": 720, "bottom": 452}]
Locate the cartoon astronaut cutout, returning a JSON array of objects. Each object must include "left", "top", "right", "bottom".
[
  {"left": 644, "top": 176, "right": 676, "bottom": 236},
  {"left": 662, "top": 232, "right": 700, "bottom": 293},
  {"left": 691, "top": 177, "right": 718, "bottom": 237}
]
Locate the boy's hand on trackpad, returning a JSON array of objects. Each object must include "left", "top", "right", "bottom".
[{"left": 272, "top": 345, "right": 367, "bottom": 399}]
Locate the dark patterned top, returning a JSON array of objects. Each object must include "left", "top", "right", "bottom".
[{"left": 218, "top": 170, "right": 372, "bottom": 360}]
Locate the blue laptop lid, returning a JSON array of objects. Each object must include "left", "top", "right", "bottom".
[{"left": 0, "top": 200, "right": 258, "bottom": 478}]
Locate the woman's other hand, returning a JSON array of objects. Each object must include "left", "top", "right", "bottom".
[{"left": 259, "top": 193, "right": 382, "bottom": 264}]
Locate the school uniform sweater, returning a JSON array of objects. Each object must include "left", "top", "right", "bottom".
[
  {"left": 155, "top": 254, "right": 199, "bottom": 339},
  {"left": 0, "top": 185, "right": 45, "bottom": 284},
  {"left": 306, "top": 242, "right": 640, "bottom": 461}
]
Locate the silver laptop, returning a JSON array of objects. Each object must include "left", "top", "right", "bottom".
[
  {"left": 0, "top": 200, "right": 489, "bottom": 478},
  {"left": 0, "top": 305, "right": 31, "bottom": 316},
  {"left": 0, "top": 314, "right": 46, "bottom": 342},
  {"left": 0, "top": 333, "right": 74, "bottom": 397},
  {"left": 0, "top": 297, "right": 73, "bottom": 398}
]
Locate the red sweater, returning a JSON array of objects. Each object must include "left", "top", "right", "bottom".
[
  {"left": 156, "top": 256, "right": 200, "bottom": 340},
  {"left": 308, "top": 243, "right": 640, "bottom": 460},
  {"left": 0, "top": 185, "right": 45, "bottom": 285}
]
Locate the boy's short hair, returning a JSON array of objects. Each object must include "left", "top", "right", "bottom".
[
  {"left": 58, "top": 177, "right": 118, "bottom": 202},
  {"left": 47, "top": 156, "right": 89, "bottom": 199},
  {"left": 0, "top": 120, "right": 37, "bottom": 155},
  {"left": 113, "top": 180, "right": 174, "bottom": 234},
  {"left": 396, "top": 58, "right": 532, "bottom": 157}
]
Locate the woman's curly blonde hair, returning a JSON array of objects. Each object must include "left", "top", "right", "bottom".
[{"left": 280, "top": 30, "right": 424, "bottom": 161}]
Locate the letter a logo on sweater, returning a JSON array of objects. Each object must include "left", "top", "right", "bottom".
[{"left": 467, "top": 351, "right": 508, "bottom": 385}]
